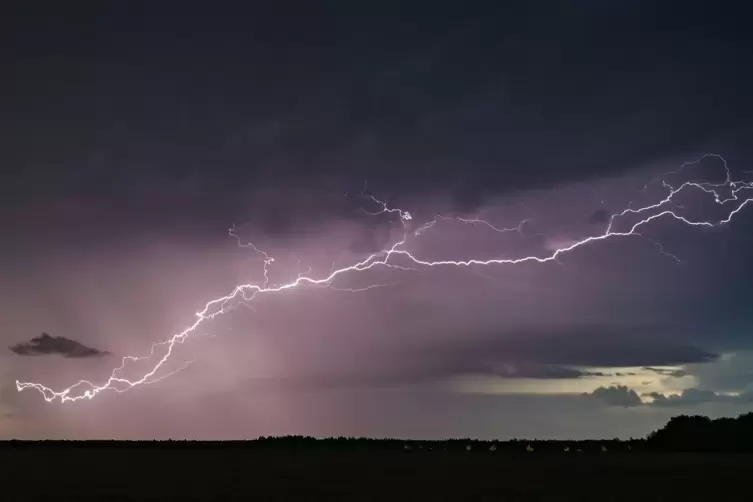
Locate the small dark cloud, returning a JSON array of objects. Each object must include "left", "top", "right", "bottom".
[
  {"left": 585, "top": 385, "right": 643, "bottom": 407},
  {"left": 9, "top": 333, "right": 110, "bottom": 358},
  {"left": 492, "top": 364, "right": 606, "bottom": 380},
  {"left": 643, "top": 367, "right": 688, "bottom": 378}
]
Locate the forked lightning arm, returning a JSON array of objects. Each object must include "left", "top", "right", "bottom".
[{"left": 15, "top": 155, "right": 753, "bottom": 403}]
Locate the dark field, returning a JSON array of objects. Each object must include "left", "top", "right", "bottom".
[{"left": 2, "top": 444, "right": 752, "bottom": 501}]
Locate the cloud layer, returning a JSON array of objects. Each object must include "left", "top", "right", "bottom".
[
  {"left": 586, "top": 385, "right": 753, "bottom": 408},
  {"left": 2, "top": 3, "right": 753, "bottom": 439}
]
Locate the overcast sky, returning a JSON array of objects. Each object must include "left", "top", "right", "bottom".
[{"left": 3, "top": 2, "right": 753, "bottom": 440}]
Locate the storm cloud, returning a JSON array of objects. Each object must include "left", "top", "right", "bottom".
[
  {"left": 418, "top": 324, "right": 720, "bottom": 370},
  {"left": 9, "top": 333, "right": 110, "bottom": 358},
  {"left": 586, "top": 385, "right": 643, "bottom": 408},
  {"left": 244, "top": 362, "right": 609, "bottom": 394},
  {"left": 586, "top": 386, "right": 753, "bottom": 409},
  {"left": 244, "top": 322, "right": 717, "bottom": 394}
]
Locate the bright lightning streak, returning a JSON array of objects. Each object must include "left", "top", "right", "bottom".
[{"left": 16, "top": 154, "right": 753, "bottom": 403}]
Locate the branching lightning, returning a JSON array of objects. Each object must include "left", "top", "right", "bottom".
[
  {"left": 15, "top": 154, "right": 753, "bottom": 403},
  {"left": 455, "top": 216, "right": 530, "bottom": 235}
]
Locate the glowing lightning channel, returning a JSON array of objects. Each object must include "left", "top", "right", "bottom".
[
  {"left": 413, "top": 215, "right": 528, "bottom": 237},
  {"left": 16, "top": 154, "right": 753, "bottom": 403}
]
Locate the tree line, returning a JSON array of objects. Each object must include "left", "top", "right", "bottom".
[{"left": 1, "top": 412, "right": 751, "bottom": 451}]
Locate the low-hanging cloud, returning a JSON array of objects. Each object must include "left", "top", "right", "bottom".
[
  {"left": 646, "top": 388, "right": 753, "bottom": 407},
  {"left": 235, "top": 322, "right": 722, "bottom": 394},
  {"left": 9, "top": 333, "right": 110, "bottom": 358},
  {"left": 586, "top": 385, "right": 643, "bottom": 407},
  {"left": 586, "top": 385, "right": 753, "bottom": 408},
  {"left": 421, "top": 324, "right": 719, "bottom": 369},
  {"left": 241, "top": 362, "right": 611, "bottom": 395}
]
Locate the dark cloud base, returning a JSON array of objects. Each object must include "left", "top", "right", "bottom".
[
  {"left": 243, "top": 362, "right": 609, "bottom": 394},
  {"left": 9, "top": 333, "right": 110, "bottom": 358},
  {"left": 586, "top": 385, "right": 753, "bottom": 408},
  {"left": 420, "top": 324, "right": 719, "bottom": 372},
  {"left": 587, "top": 385, "right": 643, "bottom": 408}
]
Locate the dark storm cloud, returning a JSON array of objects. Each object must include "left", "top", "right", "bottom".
[
  {"left": 586, "top": 385, "right": 643, "bottom": 408},
  {"left": 244, "top": 323, "right": 719, "bottom": 393},
  {"left": 645, "top": 389, "right": 719, "bottom": 406},
  {"left": 419, "top": 356, "right": 611, "bottom": 382},
  {"left": 9, "top": 333, "right": 109, "bottom": 358},
  {"left": 252, "top": 324, "right": 719, "bottom": 393},
  {"left": 3, "top": 2, "right": 753, "bottom": 246},
  {"left": 422, "top": 324, "right": 719, "bottom": 369},
  {"left": 587, "top": 387, "right": 753, "bottom": 408},
  {"left": 244, "top": 362, "right": 608, "bottom": 394}
]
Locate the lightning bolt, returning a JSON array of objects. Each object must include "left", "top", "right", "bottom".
[{"left": 16, "top": 154, "right": 753, "bottom": 403}]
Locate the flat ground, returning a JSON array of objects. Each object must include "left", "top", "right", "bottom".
[{"left": 1, "top": 447, "right": 750, "bottom": 501}]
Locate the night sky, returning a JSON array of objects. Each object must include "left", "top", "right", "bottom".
[{"left": 3, "top": 2, "right": 753, "bottom": 440}]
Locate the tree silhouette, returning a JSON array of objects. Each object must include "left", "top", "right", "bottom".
[{"left": 646, "top": 412, "right": 753, "bottom": 452}]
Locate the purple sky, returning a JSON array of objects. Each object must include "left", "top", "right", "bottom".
[{"left": 4, "top": 3, "right": 753, "bottom": 439}]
